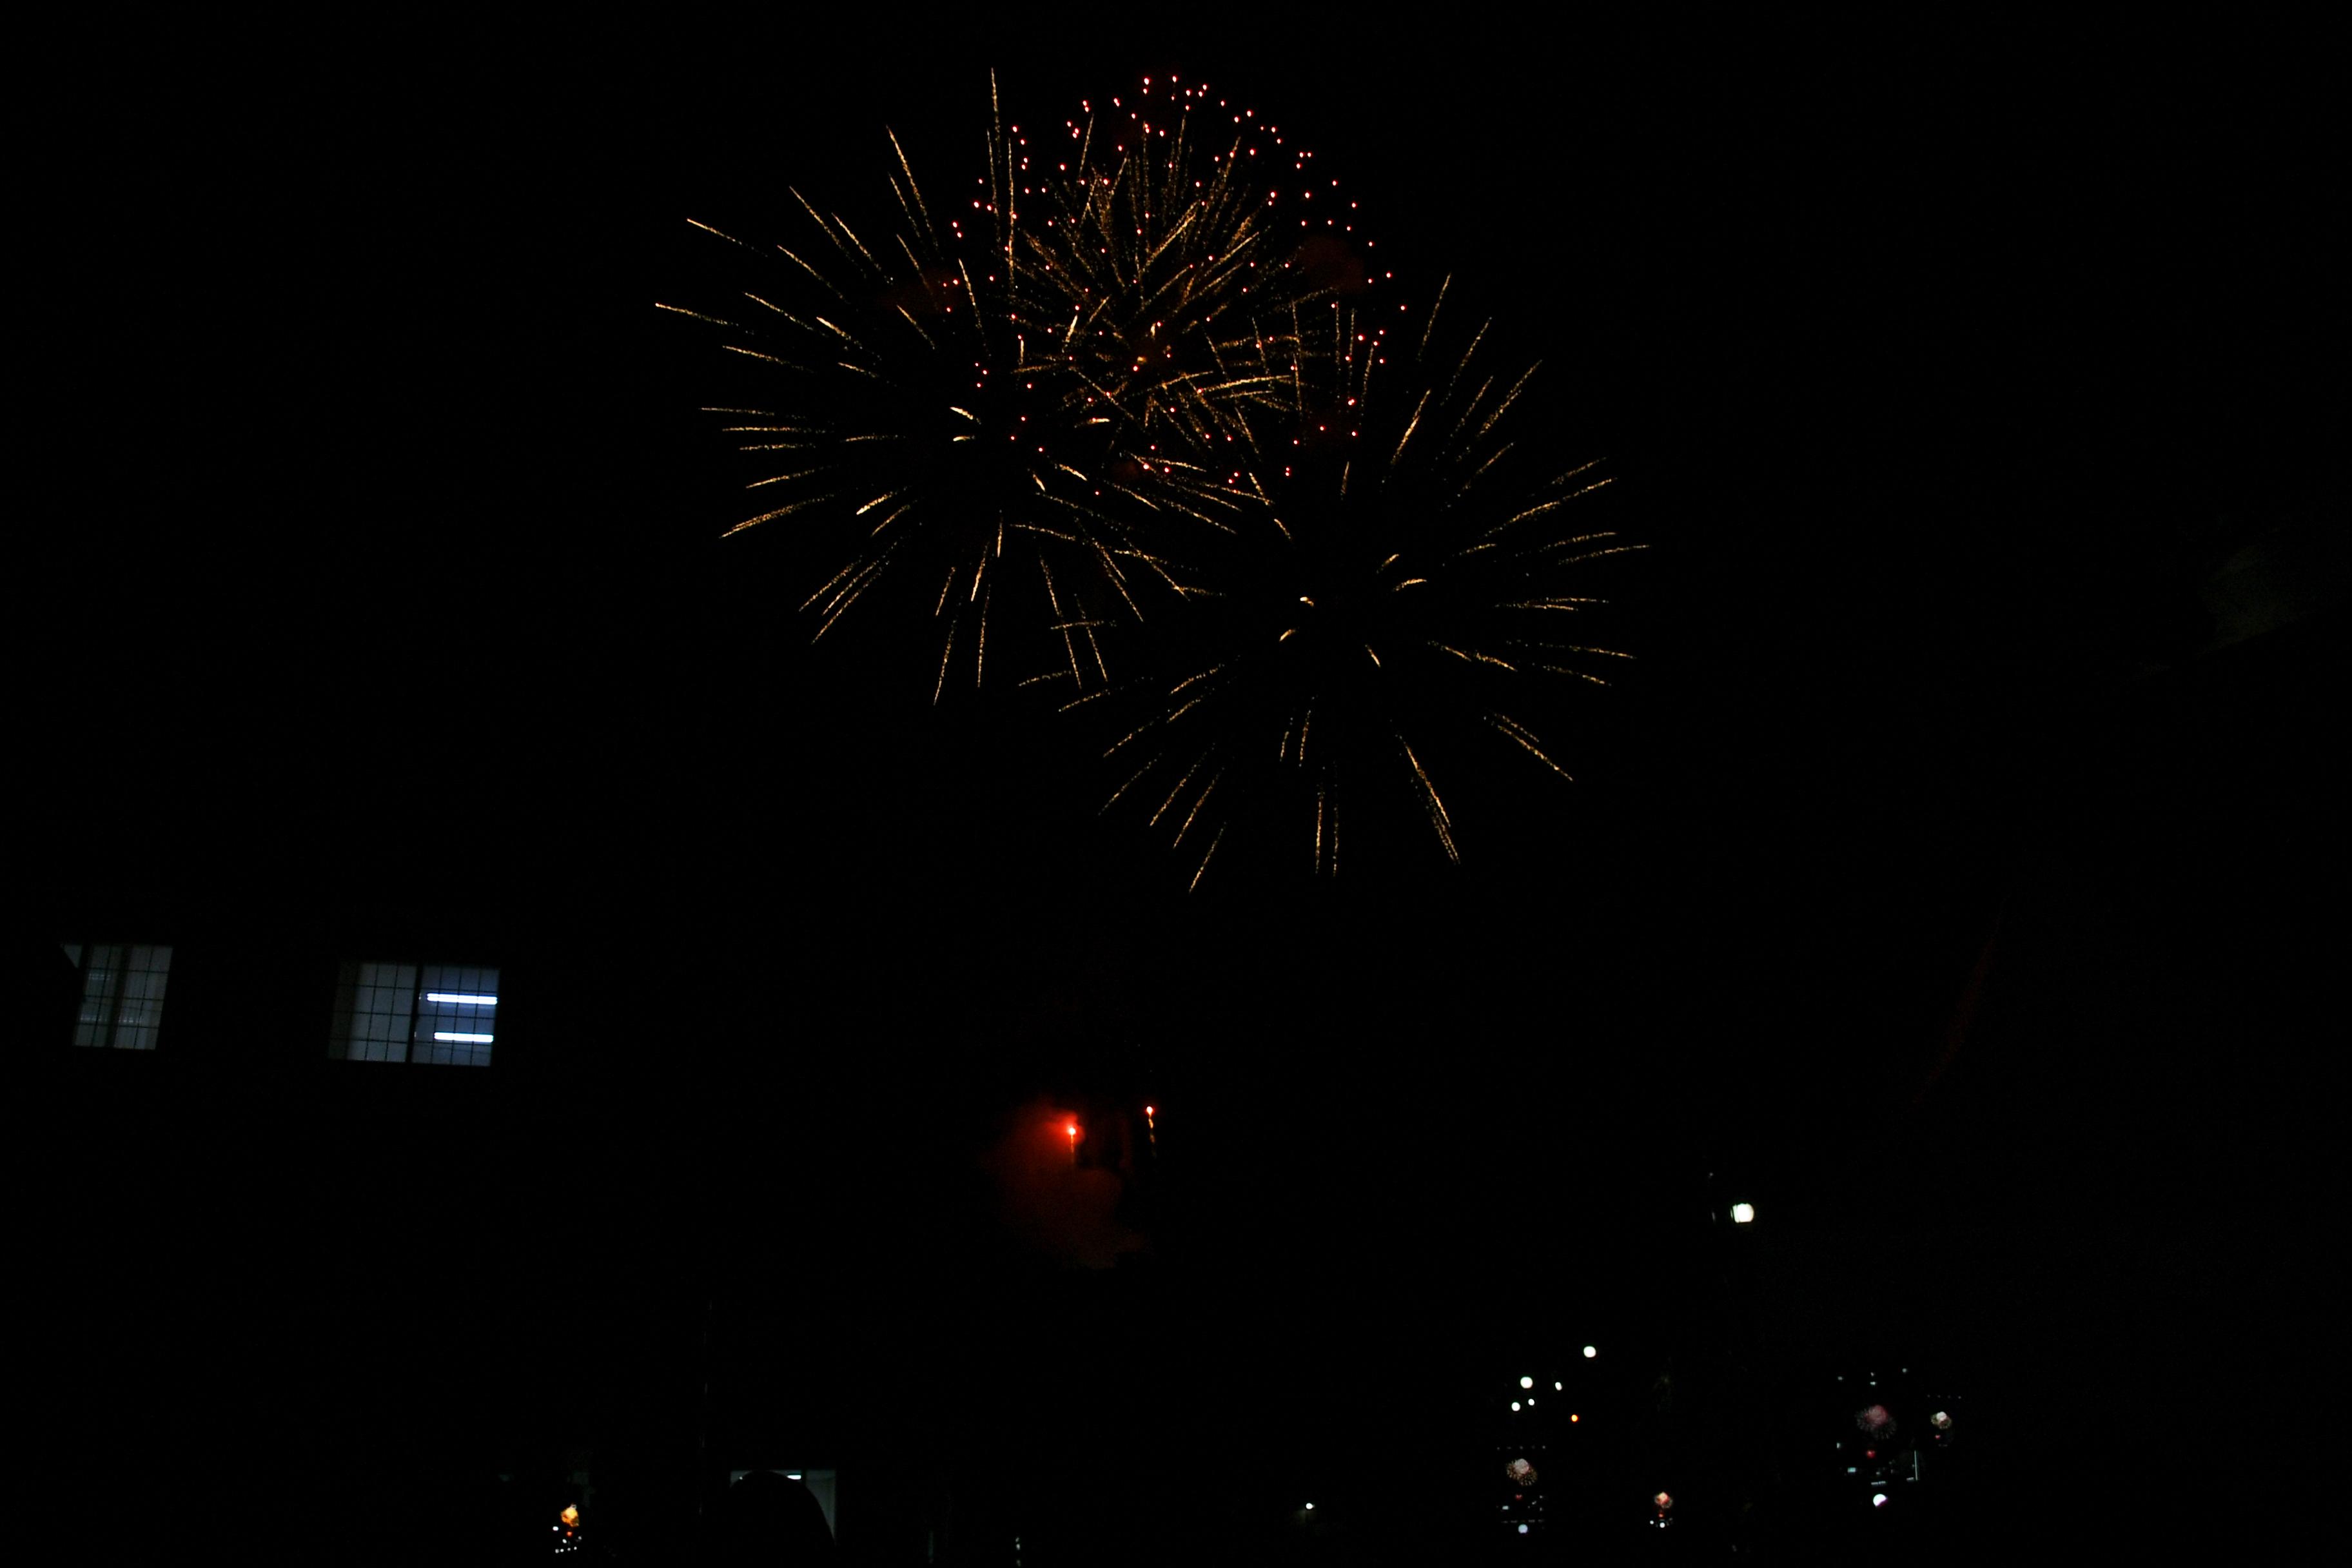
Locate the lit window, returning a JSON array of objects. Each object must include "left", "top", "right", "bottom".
[
  {"left": 68, "top": 943, "right": 174, "bottom": 1050},
  {"left": 329, "top": 961, "right": 500, "bottom": 1066}
]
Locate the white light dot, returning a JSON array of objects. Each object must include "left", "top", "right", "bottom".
[
  {"left": 1872, "top": 1493, "right": 1888, "bottom": 1507},
  {"left": 1520, "top": 1376, "right": 1534, "bottom": 1389},
  {"left": 1583, "top": 1346, "right": 1597, "bottom": 1358},
  {"left": 1730, "top": 1202, "right": 1756, "bottom": 1224}
]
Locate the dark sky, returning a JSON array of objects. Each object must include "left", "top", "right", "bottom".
[
  {"left": 36, "top": 19, "right": 2334, "bottom": 1014},
  {"left": 27, "top": 15, "right": 2342, "bottom": 1541}
]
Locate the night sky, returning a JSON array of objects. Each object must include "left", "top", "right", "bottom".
[{"left": 27, "top": 15, "right": 2341, "bottom": 1559}]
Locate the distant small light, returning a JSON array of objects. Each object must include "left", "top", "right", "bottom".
[
  {"left": 1510, "top": 1401, "right": 1520, "bottom": 1411},
  {"left": 1583, "top": 1346, "right": 1597, "bottom": 1358},
  {"left": 1872, "top": 1493, "right": 1888, "bottom": 1507},
  {"left": 1931, "top": 1411, "right": 1952, "bottom": 1429},
  {"left": 1730, "top": 1202, "right": 1756, "bottom": 1224},
  {"left": 426, "top": 993, "right": 497, "bottom": 1006},
  {"left": 1569, "top": 1413, "right": 1578, "bottom": 1422},
  {"left": 1520, "top": 1376, "right": 1534, "bottom": 1389},
  {"left": 1303, "top": 1502, "right": 1313, "bottom": 1511},
  {"left": 1516, "top": 1524, "right": 1529, "bottom": 1534},
  {"left": 433, "top": 1032, "right": 493, "bottom": 1043},
  {"left": 786, "top": 1473, "right": 802, "bottom": 1481},
  {"left": 1554, "top": 1381, "right": 1562, "bottom": 1390}
]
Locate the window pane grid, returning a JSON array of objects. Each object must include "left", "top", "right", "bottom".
[
  {"left": 329, "top": 961, "right": 496, "bottom": 1066},
  {"left": 71, "top": 943, "right": 173, "bottom": 1050}
]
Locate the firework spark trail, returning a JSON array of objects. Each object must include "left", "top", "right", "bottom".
[
  {"left": 1485, "top": 712, "right": 1574, "bottom": 779},
  {"left": 1187, "top": 823, "right": 1227, "bottom": 892},
  {"left": 1399, "top": 737, "right": 1458, "bottom": 863}
]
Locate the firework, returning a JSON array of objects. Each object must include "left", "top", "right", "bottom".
[
  {"left": 662, "top": 73, "right": 1372, "bottom": 701},
  {"left": 1017, "top": 74, "right": 1378, "bottom": 454},
  {"left": 662, "top": 77, "right": 1151, "bottom": 699},
  {"left": 1072, "top": 279, "right": 1639, "bottom": 888}
]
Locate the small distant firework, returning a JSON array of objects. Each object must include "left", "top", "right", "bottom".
[{"left": 1073, "top": 279, "right": 1638, "bottom": 887}]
